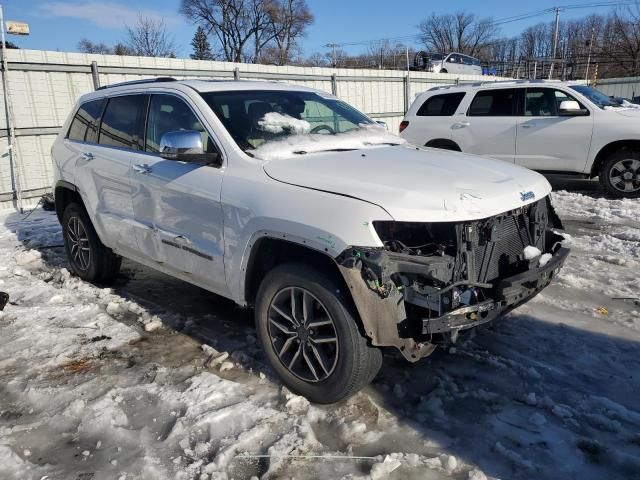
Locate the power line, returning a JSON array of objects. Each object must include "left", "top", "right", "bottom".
[{"left": 323, "top": 1, "right": 640, "bottom": 50}]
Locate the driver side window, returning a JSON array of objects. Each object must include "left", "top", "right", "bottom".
[{"left": 146, "top": 94, "right": 215, "bottom": 154}]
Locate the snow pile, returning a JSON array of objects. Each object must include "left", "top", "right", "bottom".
[
  {"left": 2, "top": 190, "right": 640, "bottom": 480},
  {"left": 251, "top": 124, "right": 406, "bottom": 161},
  {"left": 523, "top": 245, "right": 542, "bottom": 260},
  {"left": 258, "top": 112, "right": 311, "bottom": 134}
]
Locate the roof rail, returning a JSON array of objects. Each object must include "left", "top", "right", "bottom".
[
  {"left": 427, "top": 78, "right": 563, "bottom": 91},
  {"left": 97, "top": 77, "right": 177, "bottom": 90},
  {"left": 468, "top": 78, "right": 563, "bottom": 87}
]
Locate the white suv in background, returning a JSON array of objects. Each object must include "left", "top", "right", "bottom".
[
  {"left": 400, "top": 80, "right": 640, "bottom": 198},
  {"left": 425, "top": 52, "right": 483, "bottom": 75},
  {"left": 52, "top": 78, "right": 568, "bottom": 403}
]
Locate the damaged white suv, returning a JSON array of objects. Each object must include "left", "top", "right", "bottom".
[{"left": 52, "top": 79, "right": 569, "bottom": 403}]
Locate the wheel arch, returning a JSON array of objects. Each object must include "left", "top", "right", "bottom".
[
  {"left": 425, "top": 138, "right": 461, "bottom": 151},
  {"left": 590, "top": 140, "right": 640, "bottom": 178},
  {"left": 54, "top": 180, "right": 83, "bottom": 222},
  {"left": 243, "top": 236, "right": 351, "bottom": 310}
]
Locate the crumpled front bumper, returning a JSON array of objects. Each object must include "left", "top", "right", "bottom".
[
  {"left": 422, "top": 247, "right": 570, "bottom": 335},
  {"left": 337, "top": 244, "right": 570, "bottom": 363}
]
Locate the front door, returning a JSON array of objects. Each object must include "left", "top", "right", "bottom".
[
  {"left": 515, "top": 87, "right": 594, "bottom": 172},
  {"left": 129, "top": 93, "right": 227, "bottom": 294}
]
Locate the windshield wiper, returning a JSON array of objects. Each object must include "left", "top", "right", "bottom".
[{"left": 293, "top": 148, "right": 357, "bottom": 155}]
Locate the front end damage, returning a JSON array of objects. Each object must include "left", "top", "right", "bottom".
[{"left": 337, "top": 197, "right": 569, "bottom": 362}]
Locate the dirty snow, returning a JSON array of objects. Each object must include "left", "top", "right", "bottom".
[
  {"left": 1, "top": 185, "right": 640, "bottom": 480},
  {"left": 251, "top": 125, "right": 405, "bottom": 161}
]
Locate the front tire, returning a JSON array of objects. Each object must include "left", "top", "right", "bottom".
[
  {"left": 255, "top": 263, "right": 382, "bottom": 404},
  {"left": 599, "top": 149, "right": 640, "bottom": 198},
  {"left": 62, "top": 203, "right": 122, "bottom": 283}
]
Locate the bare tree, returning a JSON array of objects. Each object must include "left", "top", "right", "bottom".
[
  {"left": 267, "top": 0, "right": 313, "bottom": 65},
  {"left": 601, "top": 5, "right": 640, "bottom": 76},
  {"left": 180, "top": 0, "right": 313, "bottom": 64},
  {"left": 419, "top": 12, "right": 498, "bottom": 57},
  {"left": 77, "top": 39, "right": 113, "bottom": 54},
  {"left": 181, "top": 0, "right": 259, "bottom": 62},
  {"left": 124, "top": 14, "right": 177, "bottom": 58}
]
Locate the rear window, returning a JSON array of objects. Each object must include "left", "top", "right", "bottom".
[
  {"left": 417, "top": 92, "right": 465, "bottom": 116},
  {"left": 468, "top": 89, "right": 516, "bottom": 116},
  {"left": 67, "top": 99, "right": 105, "bottom": 142},
  {"left": 98, "top": 95, "right": 147, "bottom": 150}
]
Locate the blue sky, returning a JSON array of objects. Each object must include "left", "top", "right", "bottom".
[{"left": 7, "top": 0, "right": 626, "bottom": 57}]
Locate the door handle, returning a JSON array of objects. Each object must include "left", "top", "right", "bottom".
[
  {"left": 521, "top": 123, "right": 535, "bottom": 128},
  {"left": 81, "top": 152, "right": 94, "bottom": 161},
  {"left": 174, "top": 234, "right": 192, "bottom": 245},
  {"left": 132, "top": 163, "right": 152, "bottom": 174},
  {"left": 452, "top": 121, "right": 470, "bottom": 129}
]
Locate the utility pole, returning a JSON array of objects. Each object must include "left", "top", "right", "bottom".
[
  {"left": 325, "top": 43, "right": 339, "bottom": 68},
  {"left": 585, "top": 27, "right": 595, "bottom": 81},
  {"left": 549, "top": 7, "right": 561, "bottom": 79},
  {"left": 406, "top": 45, "right": 410, "bottom": 72}
]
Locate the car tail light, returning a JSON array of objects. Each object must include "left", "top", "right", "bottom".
[{"left": 399, "top": 120, "right": 409, "bottom": 133}]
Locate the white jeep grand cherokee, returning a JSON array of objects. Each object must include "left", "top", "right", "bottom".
[
  {"left": 400, "top": 80, "right": 640, "bottom": 198},
  {"left": 52, "top": 78, "right": 568, "bottom": 403}
]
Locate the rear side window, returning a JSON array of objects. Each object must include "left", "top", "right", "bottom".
[
  {"left": 417, "top": 92, "right": 466, "bottom": 116},
  {"left": 468, "top": 89, "right": 516, "bottom": 116},
  {"left": 98, "top": 95, "right": 147, "bottom": 150},
  {"left": 67, "top": 99, "right": 105, "bottom": 142}
]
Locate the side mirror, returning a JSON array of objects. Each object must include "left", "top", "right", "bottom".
[
  {"left": 558, "top": 100, "right": 588, "bottom": 116},
  {"left": 376, "top": 121, "right": 388, "bottom": 131},
  {"left": 160, "top": 130, "right": 220, "bottom": 166}
]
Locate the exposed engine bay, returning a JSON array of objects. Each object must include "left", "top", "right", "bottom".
[{"left": 336, "top": 197, "right": 570, "bottom": 362}]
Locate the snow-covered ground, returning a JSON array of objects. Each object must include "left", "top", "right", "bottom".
[{"left": 1, "top": 185, "right": 639, "bottom": 480}]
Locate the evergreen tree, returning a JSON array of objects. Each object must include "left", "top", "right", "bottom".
[{"left": 190, "top": 26, "right": 214, "bottom": 60}]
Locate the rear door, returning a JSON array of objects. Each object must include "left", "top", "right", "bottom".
[
  {"left": 73, "top": 94, "right": 147, "bottom": 253},
  {"left": 451, "top": 88, "right": 517, "bottom": 163},
  {"left": 129, "top": 92, "right": 227, "bottom": 293},
  {"left": 515, "top": 87, "right": 593, "bottom": 172}
]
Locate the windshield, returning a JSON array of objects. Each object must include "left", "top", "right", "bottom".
[
  {"left": 569, "top": 85, "right": 619, "bottom": 109},
  {"left": 200, "top": 89, "right": 404, "bottom": 159},
  {"left": 430, "top": 53, "right": 444, "bottom": 61}
]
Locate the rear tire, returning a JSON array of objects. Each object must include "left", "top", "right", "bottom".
[
  {"left": 62, "top": 203, "right": 122, "bottom": 283},
  {"left": 599, "top": 149, "right": 640, "bottom": 198},
  {"left": 255, "top": 263, "right": 382, "bottom": 404}
]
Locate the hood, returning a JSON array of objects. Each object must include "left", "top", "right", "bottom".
[
  {"left": 263, "top": 145, "right": 552, "bottom": 222},
  {"left": 609, "top": 107, "right": 640, "bottom": 118}
]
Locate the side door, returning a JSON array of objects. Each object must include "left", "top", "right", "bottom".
[
  {"left": 72, "top": 94, "right": 146, "bottom": 254},
  {"left": 515, "top": 87, "right": 594, "bottom": 172},
  {"left": 451, "top": 88, "right": 517, "bottom": 163},
  {"left": 129, "top": 92, "right": 227, "bottom": 293}
]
